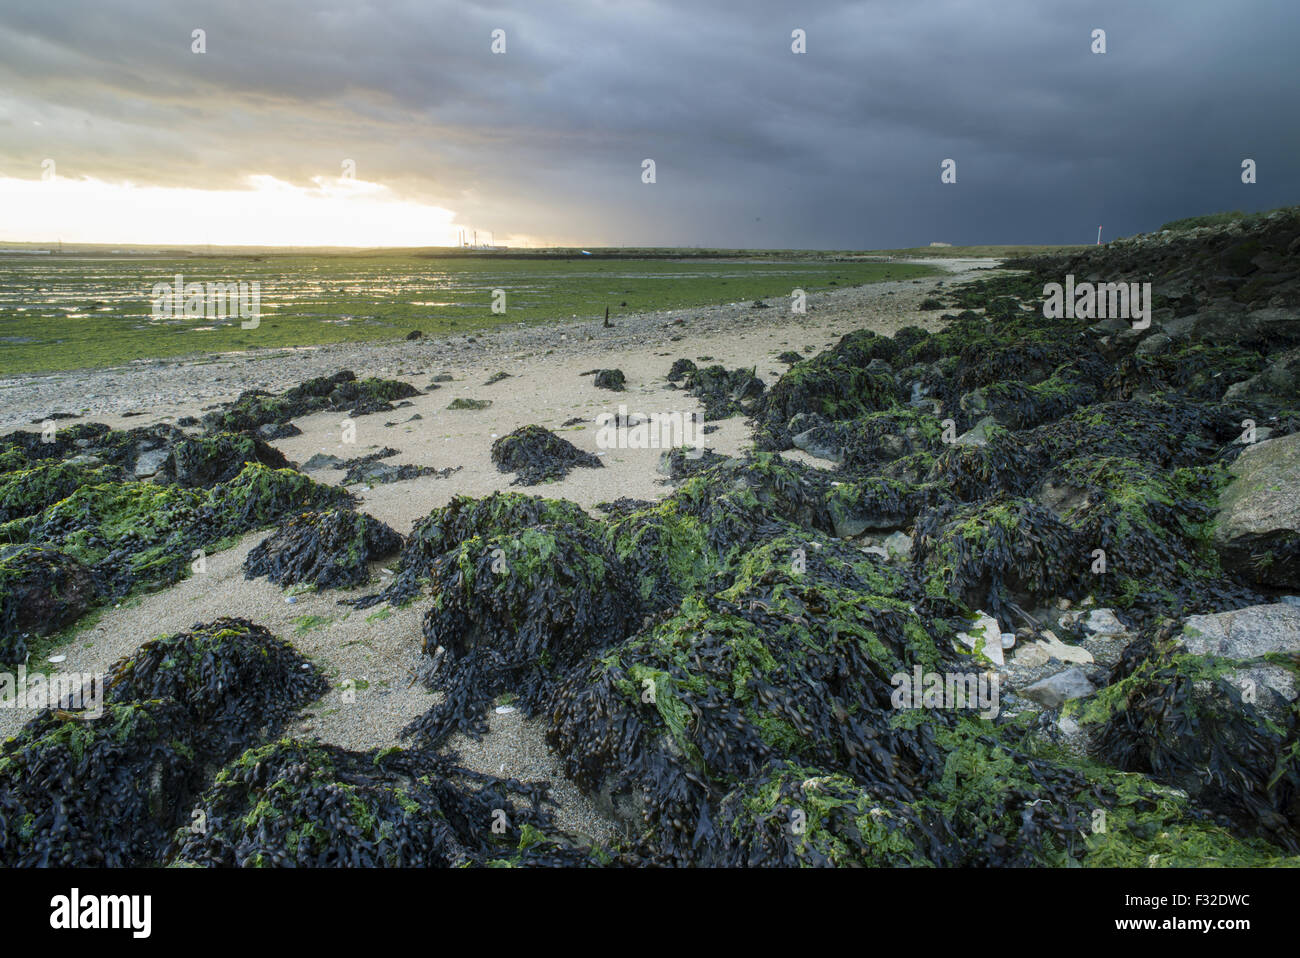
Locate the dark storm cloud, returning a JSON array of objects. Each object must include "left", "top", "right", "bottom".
[{"left": 1, "top": 0, "right": 1296, "bottom": 246}]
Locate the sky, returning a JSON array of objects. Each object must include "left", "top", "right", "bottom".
[{"left": 0, "top": 0, "right": 1296, "bottom": 249}]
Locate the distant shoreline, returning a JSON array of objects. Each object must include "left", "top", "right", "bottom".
[{"left": 0, "top": 258, "right": 1003, "bottom": 430}]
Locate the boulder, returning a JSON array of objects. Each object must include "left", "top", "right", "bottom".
[
  {"left": 1223, "top": 347, "right": 1300, "bottom": 404},
  {"left": 1173, "top": 603, "right": 1300, "bottom": 734},
  {"left": 954, "top": 415, "right": 997, "bottom": 447},
  {"left": 1021, "top": 667, "right": 1096, "bottom": 709},
  {"left": 133, "top": 446, "right": 170, "bottom": 478},
  {"left": 1212, "top": 432, "right": 1300, "bottom": 587}
]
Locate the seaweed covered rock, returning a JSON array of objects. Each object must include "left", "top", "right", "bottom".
[
  {"left": 103, "top": 617, "right": 328, "bottom": 756},
  {"left": 0, "top": 544, "right": 99, "bottom": 664},
  {"left": 349, "top": 492, "right": 597, "bottom": 609},
  {"left": 1077, "top": 616, "right": 1300, "bottom": 851},
  {"left": 703, "top": 763, "right": 944, "bottom": 866},
  {"left": 755, "top": 330, "right": 901, "bottom": 448},
  {"left": 1, "top": 463, "right": 352, "bottom": 611},
  {"left": 913, "top": 498, "right": 1080, "bottom": 632},
  {"left": 1040, "top": 456, "right": 1253, "bottom": 618},
  {"left": 604, "top": 495, "right": 718, "bottom": 609},
  {"left": 406, "top": 520, "right": 639, "bottom": 744},
  {"left": 592, "top": 368, "right": 626, "bottom": 391},
  {"left": 791, "top": 409, "right": 945, "bottom": 470},
  {"left": 680, "top": 364, "right": 765, "bottom": 420},
  {"left": 166, "top": 432, "right": 290, "bottom": 487},
  {"left": 490, "top": 425, "right": 602, "bottom": 486},
  {"left": 825, "top": 476, "right": 947, "bottom": 538},
  {"left": 0, "top": 421, "right": 112, "bottom": 464},
  {"left": 169, "top": 739, "right": 595, "bottom": 867},
  {"left": 0, "top": 460, "right": 118, "bottom": 523},
  {"left": 1212, "top": 431, "right": 1300, "bottom": 588},
  {"left": 0, "top": 701, "right": 204, "bottom": 867},
  {"left": 0, "top": 618, "right": 328, "bottom": 867},
  {"left": 216, "top": 461, "right": 356, "bottom": 530},
  {"left": 546, "top": 537, "right": 949, "bottom": 863},
  {"left": 201, "top": 371, "right": 420, "bottom": 434},
  {"left": 665, "top": 358, "right": 697, "bottom": 382},
  {"left": 244, "top": 509, "right": 402, "bottom": 589}
]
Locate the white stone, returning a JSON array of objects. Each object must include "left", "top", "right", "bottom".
[{"left": 957, "top": 611, "right": 1004, "bottom": 666}]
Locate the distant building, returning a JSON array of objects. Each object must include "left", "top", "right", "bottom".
[{"left": 929, "top": 242, "right": 952, "bottom": 247}]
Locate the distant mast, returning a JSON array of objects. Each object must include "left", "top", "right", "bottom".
[{"left": 1097, "top": 226, "right": 1102, "bottom": 245}]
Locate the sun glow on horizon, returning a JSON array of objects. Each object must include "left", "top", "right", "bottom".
[{"left": 0, "top": 173, "right": 469, "bottom": 248}]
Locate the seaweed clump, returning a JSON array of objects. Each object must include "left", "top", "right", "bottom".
[
  {"left": 243, "top": 509, "right": 403, "bottom": 589},
  {"left": 490, "top": 425, "right": 602, "bottom": 485},
  {"left": 592, "top": 369, "right": 626, "bottom": 391},
  {"left": 0, "top": 618, "right": 326, "bottom": 867},
  {"left": 201, "top": 371, "right": 420, "bottom": 434},
  {"left": 1077, "top": 626, "right": 1300, "bottom": 851},
  {"left": 405, "top": 519, "right": 639, "bottom": 745},
  {"left": 0, "top": 462, "right": 353, "bottom": 648},
  {"left": 170, "top": 739, "right": 598, "bottom": 867},
  {"left": 0, "top": 545, "right": 99, "bottom": 664},
  {"left": 680, "top": 364, "right": 766, "bottom": 420}
]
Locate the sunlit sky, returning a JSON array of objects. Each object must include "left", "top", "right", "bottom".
[
  {"left": 1, "top": 0, "right": 1297, "bottom": 249},
  {"left": 0, "top": 173, "right": 464, "bottom": 247}
]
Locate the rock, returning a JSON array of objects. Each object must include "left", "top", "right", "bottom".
[
  {"left": 953, "top": 415, "right": 997, "bottom": 447},
  {"left": 1133, "top": 332, "right": 1172, "bottom": 356},
  {"left": 302, "top": 454, "right": 347, "bottom": 472},
  {"left": 133, "top": 446, "right": 170, "bottom": 478},
  {"left": 956, "top": 611, "right": 1004, "bottom": 666},
  {"left": 1011, "top": 643, "right": 1050, "bottom": 668},
  {"left": 1212, "top": 431, "right": 1300, "bottom": 588},
  {"left": 256, "top": 422, "right": 302, "bottom": 440},
  {"left": 405, "top": 330, "right": 423, "bottom": 340},
  {"left": 1184, "top": 306, "right": 1300, "bottom": 347},
  {"left": 1223, "top": 347, "right": 1300, "bottom": 403},
  {"left": 1178, "top": 602, "right": 1300, "bottom": 660},
  {"left": 1000, "top": 633, "right": 1016, "bottom": 650},
  {"left": 1049, "top": 711, "right": 1095, "bottom": 759},
  {"left": 1021, "top": 667, "right": 1096, "bottom": 709},
  {"left": 431, "top": 373, "right": 454, "bottom": 382},
  {"left": 1019, "top": 629, "right": 1094, "bottom": 665},
  {"left": 1088, "top": 318, "right": 1129, "bottom": 336},
  {"left": 1175, "top": 603, "right": 1300, "bottom": 727},
  {"left": 792, "top": 427, "right": 845, "bottom": 463},
  {"left": 883, "top": 531, "right": 913, "bottom": 561},
  {"left": 1081, "top": 608, "right": 1126, "bottom": 636},
  {"left": 1037, "top": 480, "right": 1089, "bottom": 517}
]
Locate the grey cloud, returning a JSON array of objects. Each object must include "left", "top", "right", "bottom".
[{"left": 0, "top": 0, "right": 1296, "bottom": 246}]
